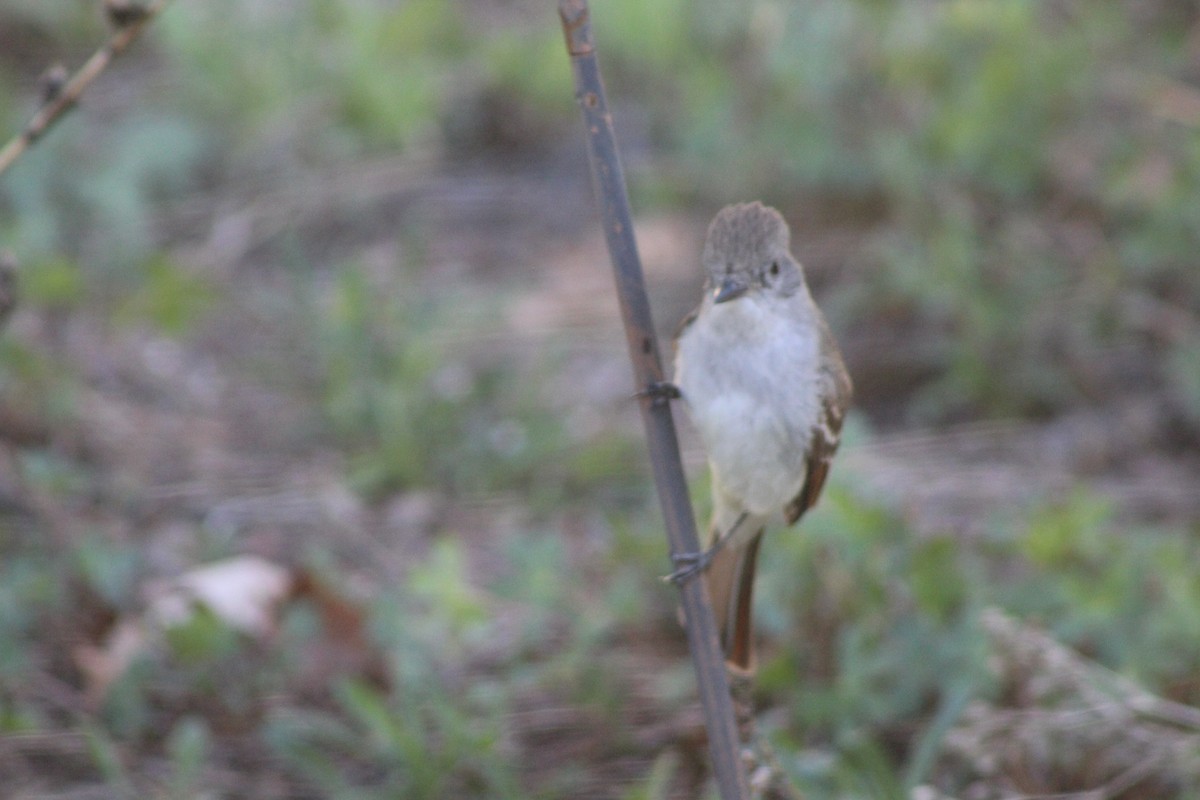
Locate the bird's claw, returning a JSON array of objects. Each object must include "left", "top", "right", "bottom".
[
  {"left": 659, "top": 511, "right": 747, "bottom": 586},
  {"left": 661, "top": 549, "right": 713, "bottom": 585},
  {"left": 636, "top": 381, "right": 681, "bottom": 407}
]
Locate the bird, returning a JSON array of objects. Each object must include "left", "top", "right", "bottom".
[{"left": 667, "top": 201, "right": 851, "bottom": 673}]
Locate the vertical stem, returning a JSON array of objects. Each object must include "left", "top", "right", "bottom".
[{"left": 557, "top": 3, "right": 749, "bottom": 798}]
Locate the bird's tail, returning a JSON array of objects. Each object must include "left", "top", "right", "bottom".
[{"left": 705, "top": 521, "right": 765, "bottom": 673}]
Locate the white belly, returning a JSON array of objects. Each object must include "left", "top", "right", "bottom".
[{"left": 675, "top": 295, "right": 822, "bottom": 516}]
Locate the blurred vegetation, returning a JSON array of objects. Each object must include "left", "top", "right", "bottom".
[{"left": 0, "top": 0, "right": 1197, "bottom": 797}]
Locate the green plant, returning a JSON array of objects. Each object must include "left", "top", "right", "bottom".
[
  {"left": 267, "top": 540, "right": 524, "bottom": 799},
  {"left": 113, "top": 254, "right": 218, "bottom": 336},
  {"left": 159, "top": 0, "right": 468, "bottom": 157},
  {"left": 1008, "top": 490, "right": 1200, "bottom": 701},
  {"left": 265, "top": 676, "right": 521, "bottom": 800},
  {"left": 313, "top": 262, "right": 535, "bottom": 497},
  {"left": 0, "top": 549, "right": 57, "bottom": 679},
  {"left": 742, "top": 470, "right": 1200, "bottom": 798},
  {"left": 162, "top": 716, "right": 211, "bottom": 800},
  {"left": 310, "top": 259, "right": 642, "bottom": 504}
]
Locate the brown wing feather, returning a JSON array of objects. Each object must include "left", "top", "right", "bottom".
[{"left": 785, "top": 319, "right": 852, "bottom": 525}]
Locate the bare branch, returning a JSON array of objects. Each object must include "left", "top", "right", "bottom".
[{"left": 0, "top": 0, "right": 171, "bottom": 178}]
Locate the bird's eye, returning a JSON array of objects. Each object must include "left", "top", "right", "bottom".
[{"left": 769, "top": 261, "right": 780, "bottom": 277}]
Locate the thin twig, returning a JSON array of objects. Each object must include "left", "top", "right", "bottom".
[
  {"left": 556, "top": 3, "right": 749, "bottom": 798},
  {"left": 0, "top": 0, "right": 171, "bottom": 178}
]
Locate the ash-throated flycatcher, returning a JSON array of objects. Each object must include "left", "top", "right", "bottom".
[{"left": 661, "top": 202, "right": 852, "bottom": 672}]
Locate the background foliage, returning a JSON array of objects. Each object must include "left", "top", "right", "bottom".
[{"left": 0, "top": 1, "right": 1197, "bottom": 797}]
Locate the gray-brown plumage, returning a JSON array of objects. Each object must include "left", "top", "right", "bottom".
[{"left": 674, "top": 202, "right": 851, "bottom": 672}]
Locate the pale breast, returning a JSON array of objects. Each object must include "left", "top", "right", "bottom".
[{"left": 675, "top": 294, "right": 823, "bottom": 516}]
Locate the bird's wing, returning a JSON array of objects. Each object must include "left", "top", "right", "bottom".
[{"left": 784, "top": 318, "right": 851, "bottom": 525}]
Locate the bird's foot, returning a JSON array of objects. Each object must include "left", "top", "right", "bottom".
[
  {"left": 636, "top": 381, "right": 681, "bottom": 407},
  {"left": 661, "top": 547, "right": 716, "bottom": 585}
]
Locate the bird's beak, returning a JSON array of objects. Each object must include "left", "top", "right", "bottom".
[{"left": 713, "top": 275, "right": 748, "bottom": 304}]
